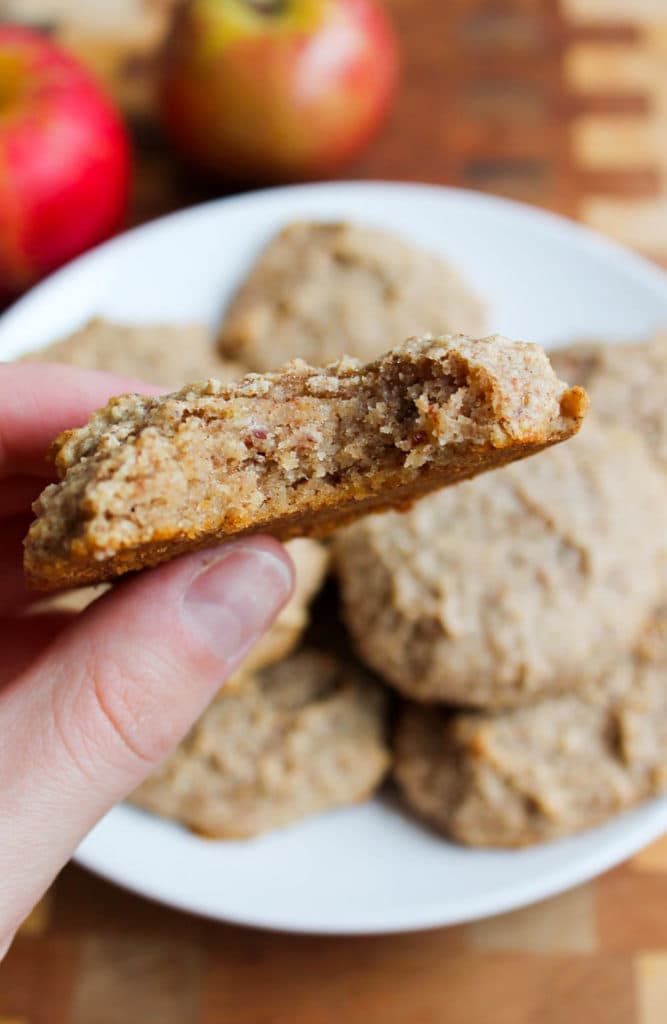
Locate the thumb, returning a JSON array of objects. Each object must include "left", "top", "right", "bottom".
[{"left": 0, "top": 537, "right": 293, "bottom": 940}]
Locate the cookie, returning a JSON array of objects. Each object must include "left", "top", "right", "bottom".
[
  {"left": 218, "top": 221, "right": 486, "bottom": 370},
  {"left": 25, "top": 334, "right": 586, "bottom": 591},
  {"left": 335, "top": 417, "right": 667, "bottom": 708},
  {"left": 130, "top": 649, "right": 390, "bottom": 838},
  {"left": 552, "top": 332, "right": 667, "bottom": 470},
  {"left": 25, "top": 319, "right": 329, "bottom": 670},
  {"left": 24, "top": 317, "right": 244, "bottom": 388},
  {"left": 394, "top": 610, "right": 667, "bottom": 847}
]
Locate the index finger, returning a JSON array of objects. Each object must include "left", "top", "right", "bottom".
[{"left": 0, "top": 362, "right": 162, "bottom": 477}]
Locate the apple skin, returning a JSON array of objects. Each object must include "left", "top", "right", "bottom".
[
  {"left": 0, "top": 26, "right": 131, "bottom": 301},
  {"left": 158, "top": 0, "right": 399, "bottom": 183}
]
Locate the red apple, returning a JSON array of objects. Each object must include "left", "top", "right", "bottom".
[
  {"left": 158, "top": 0, "right": 399, "bottom": 183},
  {"left": 0, "top": 26, "right": 131, "bottom": 301}
]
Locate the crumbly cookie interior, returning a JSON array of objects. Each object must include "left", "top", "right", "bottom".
[{"left": 25, "top": 335, "right": 586, "bottom": 587}]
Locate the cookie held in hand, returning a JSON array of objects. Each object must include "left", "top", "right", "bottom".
[{"left": 24, "top": 334, "right": 587, "bottom": 591}]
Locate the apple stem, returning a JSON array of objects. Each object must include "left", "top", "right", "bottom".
[{"left": 246, "top": 0, "right": 288, "bottom": 14}]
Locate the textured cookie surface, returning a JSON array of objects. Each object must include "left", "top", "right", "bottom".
[
  {"left": 25, "top": 334, "right": 586, "bottom": 590},
  {"left": 25, "top": 317, "right": 244, "bottom": 388},
  {"left": 552, "top": 332, "right": 667, "bottom": 470},
  {"left": 335, "top": 418, "right": 667, "bottom": 708},
  {"left": 394, "top": 610, "right": 667, "bottom": 847},
  {"left": 218, "top": 221, "right": 486, "bottom": 370},
  {"left": 131, "top": 649, "right": 390, "bottom": 838},
  {"left": 24, "top": 318, "right": 328, "bottom": 670}
]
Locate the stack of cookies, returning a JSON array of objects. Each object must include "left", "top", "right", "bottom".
[{"left": 22, "top": 221, "right": 667, "bottom": 847}]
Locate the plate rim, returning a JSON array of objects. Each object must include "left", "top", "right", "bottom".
[
  {"left": 3, "top": 178, "right": 667, "bottom": 336},
  {"left": 74, "top": 799, "right": 667, "bottom": 935}
]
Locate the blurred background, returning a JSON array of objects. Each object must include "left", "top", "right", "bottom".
[
  {"left": 1, "top": 1, "right": 667, "bottom": 1022},
  {"left": 2, "top": 0, "right": 667, "bottom": 273}
]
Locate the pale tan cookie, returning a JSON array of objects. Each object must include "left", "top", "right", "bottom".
[
  {"left": 25, "top": 334, "right": 586, "bottom": 591},
  {"left": 551, "top": 332, "right": 667, "bottom": 469},
  {"left": 24, "top": 317, "right": 245, "bottom": 389},
  {"left": 24, "top": 319, "right": 328, "bottom": 670},
  {"left": 131, "top": 649, "right": 391, "bottom": 838},
  {"left": 394, "top": 610, "right": 667, "bottom": 847},
  {"left": 218, "top": 221, "right": 486, "bottom": 370},
  {"left": 335, "top": 418, "right": 667, "bottom": 709}
]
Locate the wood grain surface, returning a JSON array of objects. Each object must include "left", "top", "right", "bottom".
[{"left": 1, "top": 1, "right": 667, "bottom": 1021}]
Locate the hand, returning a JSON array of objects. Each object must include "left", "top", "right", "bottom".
[{"left": 0, "top": 362, "right": 293, "bottom": 956}]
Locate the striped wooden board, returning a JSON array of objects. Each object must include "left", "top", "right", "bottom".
[
  {"left": 3, "top": 843, "right": 667, "bottom": 1024},
  {"left": 1, "top": 2, "right": 667, "bottom": 1021},
  {"left": 2, "top": 0, "right": 666, "bottom": 260}
]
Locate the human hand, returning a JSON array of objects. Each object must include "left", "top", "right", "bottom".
[{"left": 0, "top": 362, "right": 293, "bottom": 956}]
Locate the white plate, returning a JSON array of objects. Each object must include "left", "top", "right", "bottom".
[{"left": 3, "top": 182, "right": 667, "bottom": 934}]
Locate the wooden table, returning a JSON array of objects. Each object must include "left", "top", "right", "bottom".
[{"left": 2, "top": 2, "right": 667, "bottom": 1021}]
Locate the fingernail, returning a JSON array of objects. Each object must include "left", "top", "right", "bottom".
[{"left": 182, "top": 542, "right": 293, "bottom": 667}]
